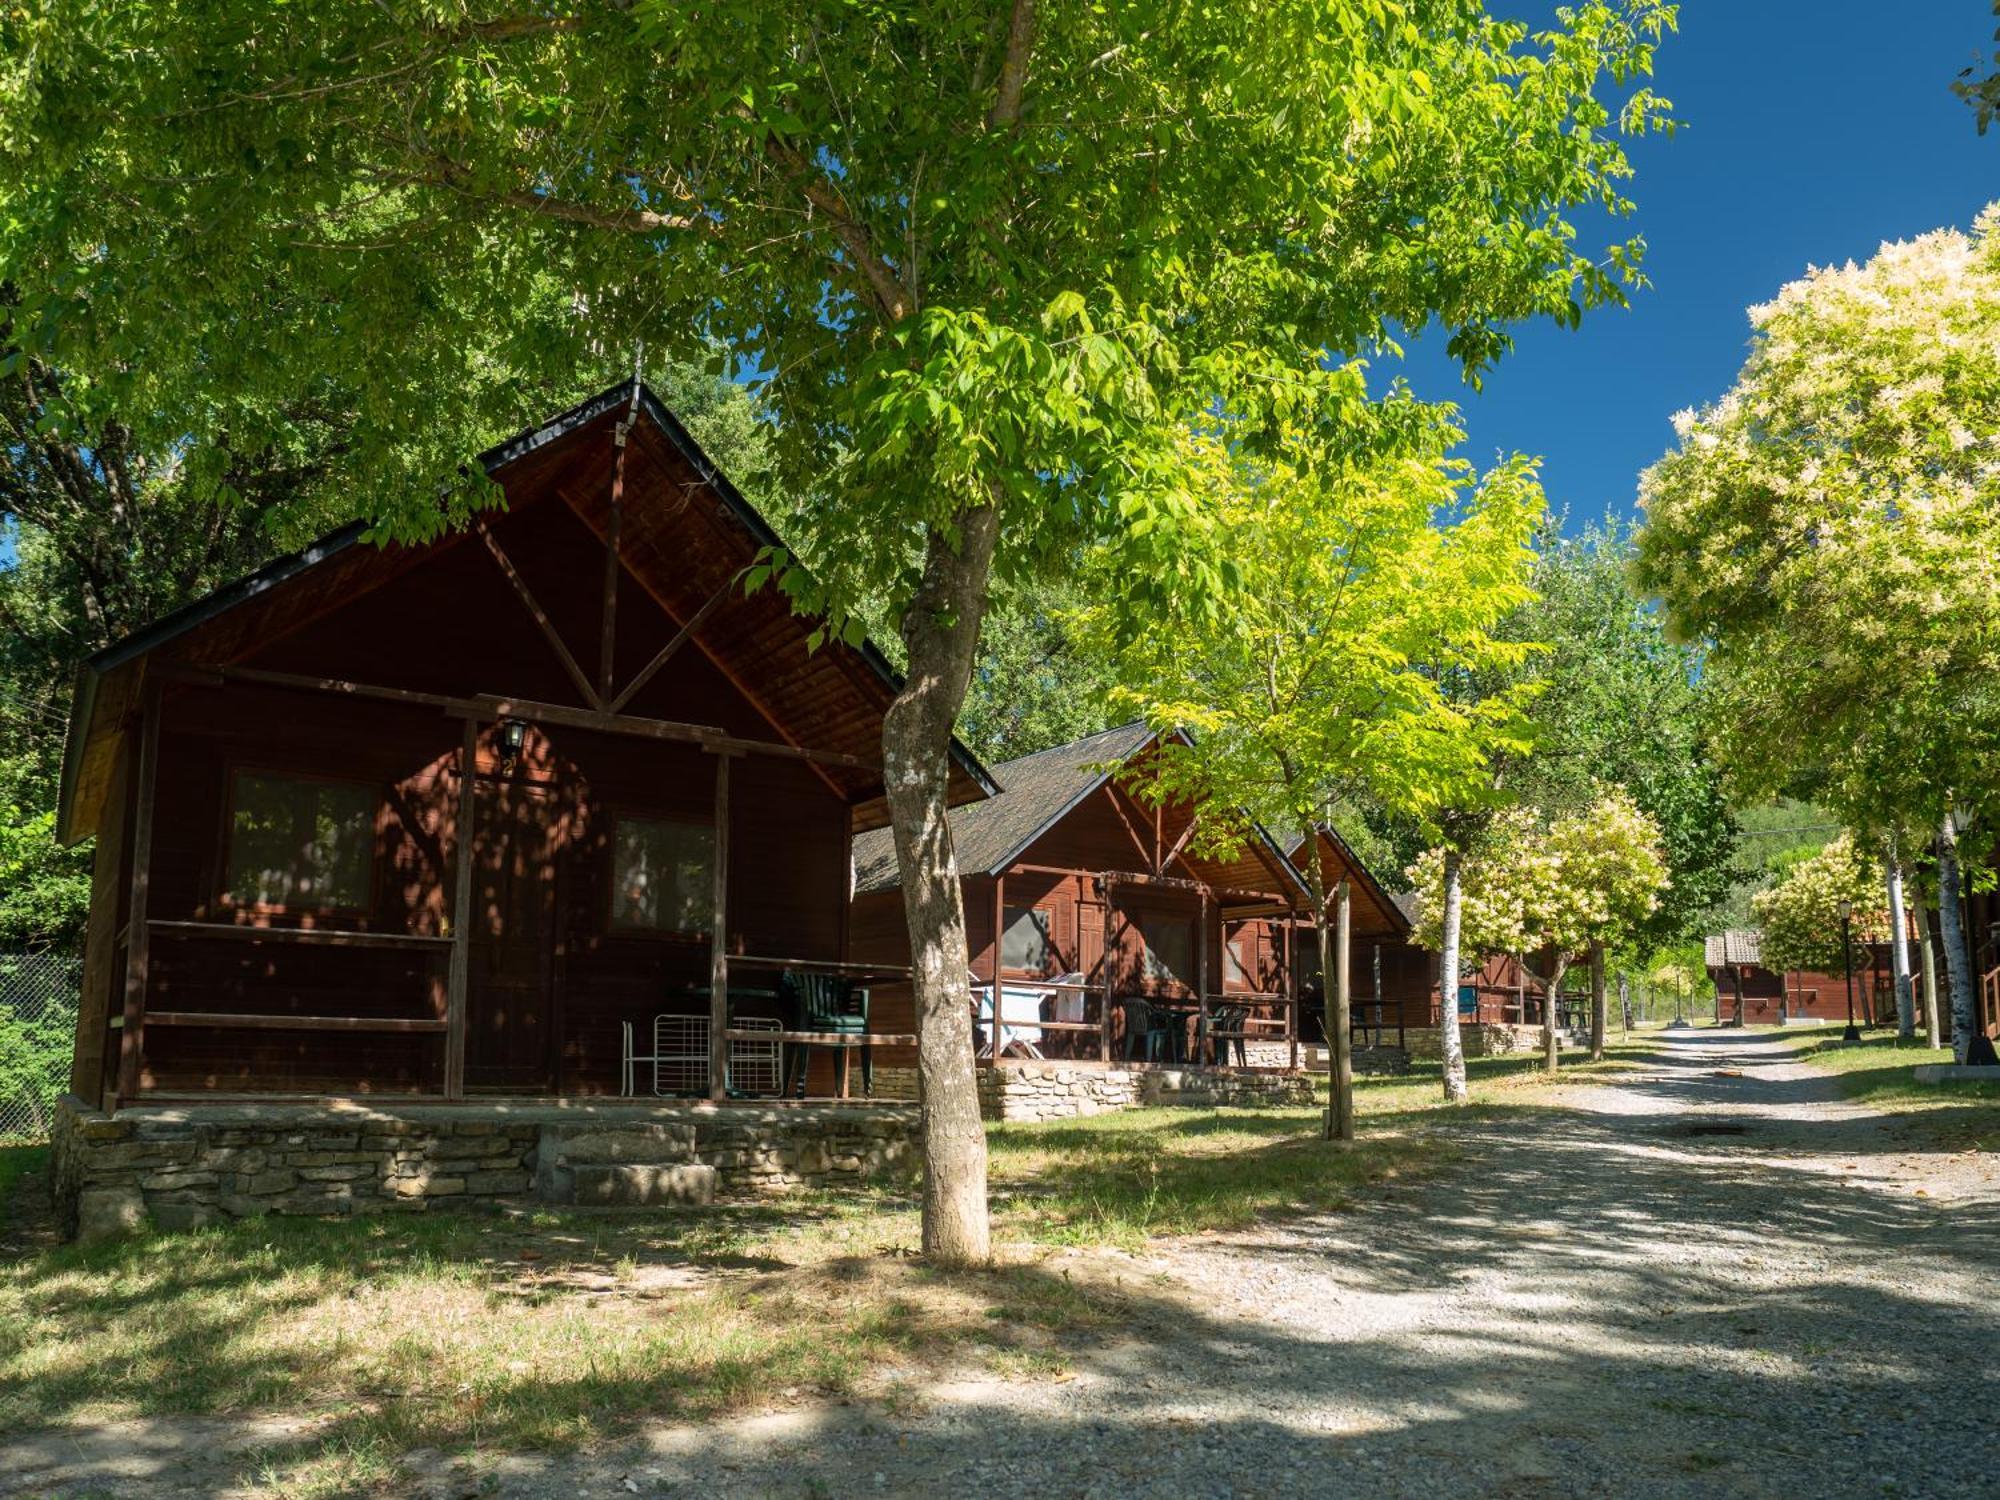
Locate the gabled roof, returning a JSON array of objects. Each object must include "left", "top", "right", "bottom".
[
  {"left": 853, "top": 721, "right": 1155, "bottom": 895},
  {"left": 852, "top": 722, "right": 1315, "bottom": 906},
  {"left": 1704, "top": 929, "right": 1763, "bottom": 968},
  {"left": 57, "top": 378, "right": 996, "bottom": 841},
  {"left": 1282, "top": 827, "right": 1413, "bottom": 940}
]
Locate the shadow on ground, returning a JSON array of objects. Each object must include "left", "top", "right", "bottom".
[{"left": 2, "top": 1032, "right": 1995, "bottom": 1498}]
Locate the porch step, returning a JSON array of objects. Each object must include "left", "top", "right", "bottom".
[{"left": 571, "top": 1163, "right": 718, "bottom": 1207}]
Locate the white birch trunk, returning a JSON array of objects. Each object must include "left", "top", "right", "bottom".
[
  {"left": 1936, "top": 808, "right": 1977, "bottom": 1065},
  {"left": 1886, "top": 857, "right": 1914, "bottom": 1040},
  {"left": 1438, "top": 848, "right": 1469, "bottom": 1103}
]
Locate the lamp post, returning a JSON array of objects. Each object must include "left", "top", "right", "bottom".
[{"left": 1838, "top": 897, "right": 1861, "bottom": 1042}]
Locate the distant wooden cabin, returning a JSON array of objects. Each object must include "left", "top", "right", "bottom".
[
  {"left": 56, "top": 380, "right": 991, "bottom": 1110},
  {"left": 1283, "top": 829, "right": 1428, "bottom": 1040},
  {"left": 1702, "top": 929, "right": 1896, "bottom": 1026},
  {"left": 852, "top": 725, "right": 1409, "bottom": 1071}
]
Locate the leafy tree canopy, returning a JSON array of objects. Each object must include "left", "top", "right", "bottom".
[
  {"left": 1751, "top": 832, "right": 1888, "bottom": 976},
  {"left": 1086, "top": 416, "right": 1544, "bottom": 893},
  {"left": 1635, "top": 206, "right": 2000, "bottom": 846},
  {"left": 1502, "top": 517, "right": 1735, "bottom": 945},
  {"left": 1, "top": 0, "right": 1676, "bottom": 624},
  {"left": 1407, "top": 786, "right": 1668, "bottom": 966}
]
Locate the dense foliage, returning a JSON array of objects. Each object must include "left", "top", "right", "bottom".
[
  {"left": 1636, "top": 207, "right": 2000, "bottom": 1055},
  {"left": 1407, "top": 787, "right": 1668, "bottom": 963},
  {"left": 1751, "top": 833, "right": 1888, "bottom": 978}
]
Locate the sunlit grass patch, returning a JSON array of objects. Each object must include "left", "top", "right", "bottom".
[
  {"left": 0, "top": 1194, "right": 1101, "bottom": 1495},
  {"left": 1793, "top": 1029, "right": 2000, "bottom": 1140}
]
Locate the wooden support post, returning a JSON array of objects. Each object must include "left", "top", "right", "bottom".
[
  {"left": 445, "top": 715, "right": 477, "bottom": 1100},
  {"left": 1099, "top": 876, "right": 1115, "bottom": 1063},
  {"left": 1196, "top": 888, "right": 1210, "bottom": 1067},
  {"left": 1285, "top": 921, "right": 1299, "bottom": 1072},
  {"left": 988, "top": 873, "right": 1005, "bottom": 1068},
  {"left": 710, "top": 752, "right": 732, "bottom": 1101},
  {"left": 114, "top": 679, "right": 162, "bottom": 1107},
  {"left": 1331, "top": 879, "right": 1354, "bottom": 1142},
  {"left": 600, "top": 426, "right": 628, "bottom": 704}
]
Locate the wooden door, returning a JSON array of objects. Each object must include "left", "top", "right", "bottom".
[{"left": 467, "top": 780, "right": 557, "bottom": 1091}]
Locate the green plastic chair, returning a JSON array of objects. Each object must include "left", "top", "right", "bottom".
[{"left": 781, "top": 970, "right": 872, "bottom": 1098}]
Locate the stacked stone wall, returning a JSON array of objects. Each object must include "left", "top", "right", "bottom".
[
  {"left": 51, "top": 1094, "right": 920, "bottom": 1242},
  {"left": 976, "top": 1063, "right": 1140, "bottom": 1121}
]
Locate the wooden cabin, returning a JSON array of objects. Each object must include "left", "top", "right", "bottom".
[
  {"left": 1703, "top": 929, "right": 1896, "bottom": 1027},
  {"left": 1282, "top": 828, "right": 1428, "bottom": 1043},
  {"left": 56, "top": 380, "right": 992, "bottom": 1110},
  {"left": 853, "top": 725, "right": 1409, "bottom": 1076}
]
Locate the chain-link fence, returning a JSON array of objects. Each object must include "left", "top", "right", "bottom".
[{"left": 0, "top": 951, "right": 79, "bottom": 1142}]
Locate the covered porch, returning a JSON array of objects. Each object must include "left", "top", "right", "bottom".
[{"left": 58, "top": 381, "right": 991, "bottom": 1121}]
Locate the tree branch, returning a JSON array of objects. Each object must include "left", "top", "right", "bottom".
[{"left": 987, "top": 0, "right": 1037, "bottom": 131}]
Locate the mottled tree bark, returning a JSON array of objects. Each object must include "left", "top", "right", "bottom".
[
  {"left": 1538, "top": 955, "right": 1570, "bottom": 1075},
  {"left": 884, "top": 504, "right": 1000, "bottom": 1267},
  {"left": 1325, "top": 879, "right": 1353, "bottom": 1142},
  {"left": 1437, "top": 849, "right": 1468, "bottom": 1103},
  {"left": 1935, "top": 809, "right": 1977, "bottom": 1066},
  {"left": 1588, "top": 941, "right": 1607, "bottom": 1063},
  {"left": 1886, "top": 857, "right": 1915, "bottom": 1041},
  {"left": 1918, "top": 905, "right": 1942, "bottom": 1050}
]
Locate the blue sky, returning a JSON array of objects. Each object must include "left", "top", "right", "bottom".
[{"left": 1393, "top": 2, "right": 2000, "bottom": 531}]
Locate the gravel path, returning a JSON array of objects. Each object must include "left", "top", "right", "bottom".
[
  {"left": 8, "top": 1030, "right": 1997, "bottom": 1498},
  {"left": 582, "top": 1030, "right": 2000, "bottom": 1500}
]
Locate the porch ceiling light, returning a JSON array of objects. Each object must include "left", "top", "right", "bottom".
[{"left": 500, "top": 718, "right": 529, "bottom": 758}]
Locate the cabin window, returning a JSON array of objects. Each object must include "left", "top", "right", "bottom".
[
  {"left": 1000, "top": 905, "right": 1055, "bottom": 975},
  {"left": 1137, "top": 912, "right": 1194, "bottom": 986},
  {"left": 609, "top": 816, "right": 715, "bottom": 934},
  {"left": 1225, "top": 933, "right": 1253, "bottom": 989},
  {"left": 227, "top": 772, "right": 376, "bottom": 911}
]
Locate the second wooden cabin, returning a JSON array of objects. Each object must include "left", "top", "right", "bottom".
[{"left": 851, "top": 725, "right": 1419, "bottom": 1112}]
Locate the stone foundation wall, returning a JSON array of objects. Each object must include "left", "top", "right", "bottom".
[
  {"left": 1404, "top": 1023, "right": 1557, "bottom": 1060},
  {"left": 977, "top": 1063, "right": 1140, "bottom": 1121},
  {"left": 51, "top": 1093, "right": 920, "bottom": 1243},
  {"left": 970, "top": 1062, "right": 1316, "bottom": 1120}
]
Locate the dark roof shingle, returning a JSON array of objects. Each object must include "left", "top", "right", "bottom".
[{"left": 853, "top": 722, "right": 1154, "bottom": 894}]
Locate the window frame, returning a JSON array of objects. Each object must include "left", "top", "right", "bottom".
[
  {"left": 603, "top": 808, "right": 717, "bottom": 939},
  {"left": 219, "top": 764, "right": 382, "bottom": 920},
  {"left": 1134, "top": 908, "right": 1197, "bottom": 990},
  {"left": 1223, "top": 926, "right": 1255, "bottom": 991},
  {"left": 999, "top": 903, "right": 1058, "bottom": 978}
]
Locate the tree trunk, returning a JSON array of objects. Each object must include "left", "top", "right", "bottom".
[
  {"left": 1325, "top": 879, "right": 1354, "bottom": 1142},
  {"left": 1887, "top": 856, "right": 1915, "bottom": 1041},
  {"left": 1936, "top": 808, "right": 1977, "bottom": 1066},
  {"left": 1437, "top": 848, "right": 1469, "bottom": 1102},
  {"left": 1918, "top": 904, "right": 1941, "bottom": 1050},
  {"left": 1541, "top": 955, "right": 1568, "bottom": 1074},
  {"left": 884, "top": 504, "right": 1000, "bottom": 1268},
  {"left": 1588, "top": 941, "right": 1607, "bottom": 1062}
]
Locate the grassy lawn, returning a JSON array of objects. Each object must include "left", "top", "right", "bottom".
[
  {"left": 1788, "top": 1027, "right": 2000, "bottom": 1143},
  {"left": 0, "top": 1144, "right": 46, "bottom": 1232},
  {"left": 0, "top": 1048, "right": 1632, "bottom": 1496}
]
